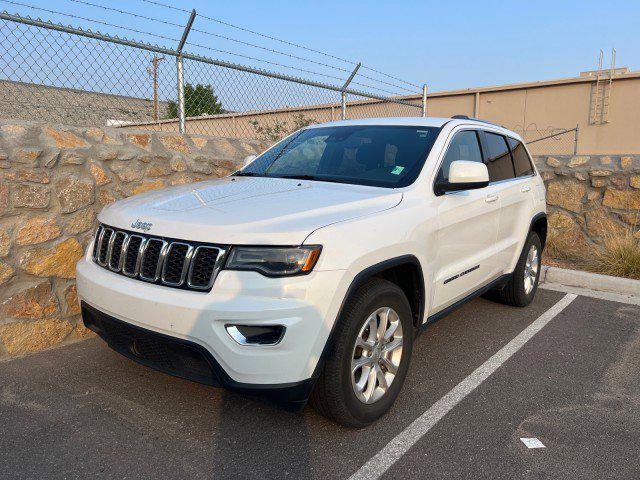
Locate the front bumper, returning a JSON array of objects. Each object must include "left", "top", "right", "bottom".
[
  {"left": 76, "top": 254, "right": 348, "bottom": 392},
  {"left": 81, "top": 302, "right": 316, "bottom": 403}
]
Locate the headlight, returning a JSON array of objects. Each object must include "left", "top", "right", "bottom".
[{"left": 225, "top": 246, "right": 322, "bottom": 277}]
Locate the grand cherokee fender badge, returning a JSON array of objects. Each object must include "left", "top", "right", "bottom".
[
  {"left": 444, "top": 265, "right": 480, "bottom": 285},
  {"left": 130, "top": 219, "right": 153, "bottom": 232}
]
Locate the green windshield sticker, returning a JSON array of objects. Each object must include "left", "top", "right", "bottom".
[{"left": 391, "top": 166, "right": 405, "bottom": 175}]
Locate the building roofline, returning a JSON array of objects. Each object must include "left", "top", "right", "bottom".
[{"left": 398, "top": 69, "right": 640, "bottom": 100}]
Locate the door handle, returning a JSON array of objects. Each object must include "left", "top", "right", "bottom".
[
  {"left": 521, "top": 185, "right": 531, "bottom": 193},
  {"left": 485, "top": 193, "right": 498, "bottom": 203}
]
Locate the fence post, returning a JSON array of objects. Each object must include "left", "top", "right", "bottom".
[
  {"left": 573, "top": 123, "right": 579, "bottom": 155},
  {"left": 175, "top": 9, "right": 196, "bottom": 134},
  {"left": 176, "top": 56, "right": 186, "bottom": 133},
  {"left": 421, "top": 84, "right": 428, "bottom": 117},
  {"left": 340, "top": 92, "right": 347, "bottom": 120},
  {"left": 341, "top": 62, "right": 361, "bottom": 120}
]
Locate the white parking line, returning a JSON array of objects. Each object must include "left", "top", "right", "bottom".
[{"left": 349, "top": 293, "right": 578, "bottom": 480}]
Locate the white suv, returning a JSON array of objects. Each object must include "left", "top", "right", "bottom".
[{"left": 77, "top": 116, "right": 547, "bottom": 427}]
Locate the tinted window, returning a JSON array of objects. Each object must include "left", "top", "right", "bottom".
[
  {"left": 483, "top": 132, "right": 515, "bottom": 182},
  {"left": 437, "top": 130, "right": 483, "bottom": 181},
  {"left": 240, "top": 125, "right": 440, "bottom": 188},
  {"left": 507, "top": 137, "right": 534, "bottom": 177}
]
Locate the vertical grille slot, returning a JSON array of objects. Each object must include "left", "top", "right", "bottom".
[
  {"left": 97, "top": 228, "right": 113, "bottom": 266},
  {"left": 161, "top": 242, "right": 192, "bottom": 286},
  {"left": 122, "top": 235, "right": 145, "bottom": 277},
  {"left": 188, "top": 246, "right": 221, "bottom": 290},
  {"left": 139, "top": 239, "right": 167, "bottom": 282},
  {"left": 92, "top": 225, "right": 103, "bottom": 261},
  {"left": 108, "top": 231, "right": 127, "bottom": 271}
]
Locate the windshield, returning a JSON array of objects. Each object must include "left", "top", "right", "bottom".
[{"left": 238, "top": 125, "right": 441, "bottom": 188}]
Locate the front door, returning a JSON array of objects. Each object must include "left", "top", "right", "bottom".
[{"left": 431, "top": 129, "right": 503, "bottom": 314}]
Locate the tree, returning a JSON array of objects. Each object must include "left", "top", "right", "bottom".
[{"left": 167, "top": 83, "right": 224, "bottom": 118}]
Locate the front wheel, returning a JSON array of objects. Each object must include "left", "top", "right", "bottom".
[
  {"left": 495, "top": 232, "right": 542, "bottom": 307},
  {"left": 310, "top": 278, "right": 414, "bottom": 428}
]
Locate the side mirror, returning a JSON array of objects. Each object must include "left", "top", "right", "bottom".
[
  {"left": 243, "top": 155, "right": 257, "bottom": 167},
  {"left": 435, "top": 160, "right": 489, "bottom": 195}
]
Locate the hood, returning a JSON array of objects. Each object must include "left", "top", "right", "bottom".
[{"left": 98, "top": 177, "right": 403, "bottom": 245}]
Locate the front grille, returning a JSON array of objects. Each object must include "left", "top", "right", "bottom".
[{"left": 92, "top": 224, "right": 226, "bottom": 292}]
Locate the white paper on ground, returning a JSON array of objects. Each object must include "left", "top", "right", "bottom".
[{"left": 520, "top": 437, "right": 546, "bottom": 449}]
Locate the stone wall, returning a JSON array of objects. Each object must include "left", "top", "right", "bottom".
[
  {"left": 0, "top": 120, "right": 263, "bottom": 358},
  {"left": 0, "top": 123, "right": 638, "bottom": 359},
  {"left": 534, "top": 155, "right": 640, "bottom": 259}
]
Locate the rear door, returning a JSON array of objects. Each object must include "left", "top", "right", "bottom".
[
  {"left": 480, "top": 132, "right": 536, "bottom": 273},
  {"left": 431, "top": 129, "right": 503, "bottom": 313}
]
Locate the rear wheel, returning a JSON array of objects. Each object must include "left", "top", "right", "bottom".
[
  {"left": 494, "top": 232, "right": 542, "bottom": 307},
  {"left": 310, "top": 278, "right": 413, "bottom": 428}
]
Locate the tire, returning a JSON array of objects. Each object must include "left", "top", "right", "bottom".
[
  {"left": 310, "top": 278, "right": 413, "bottom": 428},
  {"left": 494, "top": 232, "right": 542, "bottom": 307}
]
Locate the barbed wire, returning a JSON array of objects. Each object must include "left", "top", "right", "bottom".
[
  {"left": 0, "top": 0, "right": 408, "bottom": 96},
  {"left": 64, "top": 0, "right": 416, "bottom": 94},
  {"left": 0, "top": 0, "right": 180, "bottom": 43},
  {"left": 0, "top": 10, "right": 423, "bottom": 140},
  {"left": 0, "top": 9, "right": 423, "bottom": 106},
  {"left": 136, "top": 0, "right": 422, "bottom": 90}
]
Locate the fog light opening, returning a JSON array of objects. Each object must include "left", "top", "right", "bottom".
[{"left": 225, "top": 325, "right": 285, "bottom": 346}]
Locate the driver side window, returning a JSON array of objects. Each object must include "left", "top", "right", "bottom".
[{"left": 437, "top": 130, "right": 483, "bottom": 181}]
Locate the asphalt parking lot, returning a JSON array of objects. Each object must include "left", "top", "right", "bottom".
[{"left": 1, "top": 287, "right": 639, "bottom": 480}]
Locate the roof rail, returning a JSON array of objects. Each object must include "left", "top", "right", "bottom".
[{"left": 451, "top": 115, "right": 503, "bottom": 128}]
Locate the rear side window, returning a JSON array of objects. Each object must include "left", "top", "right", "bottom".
[
  {"left": 483, "top": 132, "right": 515, "bottom": 182},
  {"left": 507, "top": 137, "right": 535, "bottom": 177},
  {"left": 437, "top": 130, "right": 483, "bottom": 181}
]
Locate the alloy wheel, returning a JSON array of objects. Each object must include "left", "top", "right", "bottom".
[
  {"left": 524, "top": 244, "right": 539, "bottom": 295},
  {"left": 350, "top": 307, "right": 404, "bottom": 404}
]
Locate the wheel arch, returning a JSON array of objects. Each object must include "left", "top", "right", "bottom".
[
  {"left": 367, "top": 257, "right": 425, "bottom": 329},
  {"left": 530, "top": 212, "right": 547, "bottom": 249},
  {"left": 311, "top": 255, "right": 425, "bottom": 381}
]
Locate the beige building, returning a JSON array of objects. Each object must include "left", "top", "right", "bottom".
[{"left": 122, "top": 68, "right": 640, "bottom": 155}]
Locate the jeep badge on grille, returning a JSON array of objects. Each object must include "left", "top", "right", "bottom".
[{"left": 131, "top": 219, "right": 153, "bottom": 232}]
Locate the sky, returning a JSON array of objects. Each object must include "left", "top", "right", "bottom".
[{"left": 2, "top": 0, "right": 639, "bottom": 96}]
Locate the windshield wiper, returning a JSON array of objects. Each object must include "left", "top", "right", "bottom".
[
  {"left": 271, "top": 174, "right": 348, "bottom": 184},
  {"left": 273, "top": 174, "right": 317, "bottom": 180},
  {"left": 234, "top": 171, "right": 349, "bottom": 184},
  {"left": 232, "top": 171, "right": 262, "bottom": 177}
]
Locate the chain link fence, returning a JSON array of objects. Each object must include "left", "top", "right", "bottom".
[
  {"left": 515, "top": 125, "right": 579, "bottom": 156},
  {"left": 0, "top": 12, "right": 423, "bottom": 141}
]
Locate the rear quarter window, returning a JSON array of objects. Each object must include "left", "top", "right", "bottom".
[{"left": 507, "top": 137, "right": 535, "bottom": 177}]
